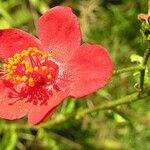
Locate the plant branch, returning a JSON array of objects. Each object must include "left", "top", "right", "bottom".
[
  {"left": 113, "top": 65, "right": 145, "bottom": 76},
  {"left": 48, "top": 131, "right": 84, "bottom": 150},
  {"left": 148, "top": 0, "right": 150, "bottom": 15},
  {"left": 140, "top": 48, "right": 150, "bottom": 91},
  {"left": 75, "top": 89, "right": 149, "bottom": 119},
  {"left": 4, "top": 88, "right": 150, "bottom": 130}
]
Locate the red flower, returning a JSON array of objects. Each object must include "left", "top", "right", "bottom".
[{"left": 0, "top": 6, "right": 113, "bottom": 125}]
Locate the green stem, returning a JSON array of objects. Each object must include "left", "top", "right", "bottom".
[
  {"left": 140, "top": 48, "right": 150, "bottom": 91},
  {"left": 4, "top": 88, "right": 150, "bottom": 130},
  {"left": 113, "top": 65, "right": 145, "bottom": 75},
  {"left": 75, "top": 89, "right": 149, "bottom": 119},
  {"left": 148, "top": 0, "right": 150, "bottom": 15}
]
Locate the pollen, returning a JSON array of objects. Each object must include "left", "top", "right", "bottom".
[
  {"left": 47, "top": 74, "right": 52, "bottom": 79},
  {"left": 3, "top": 47, "right": 54, "bottom": 87},
  {"left": 33, "top": 66, "right": 39, "bottom": 71},
  {"left": 15, "top": 76, "right": 21, "bottom": 81},
  {"left": 41, "top": 66, "right": 47, "bottom": 71},
  {"left": 8, "top": 59, "right": 14, "bottom": 65},
  {"left": 21, "top": 75, "right": 28, "bottom": 82},
  {"left": 3, "top": 64, "right": 7, "bottom": 69},
  {"left": 12, "top": 66, "right": 17, "bottom": 70},
  {"left": 28, "top": 77, "right": 34, "bottom": 87},
  {"left": 5, "top": 75, "right": 11, "bottom": 80}
]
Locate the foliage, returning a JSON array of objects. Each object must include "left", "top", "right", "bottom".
[{"left": 0, "top": 0, "right": 150, "bottom": 150}]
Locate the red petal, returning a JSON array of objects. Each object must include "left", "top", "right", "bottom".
[
  {"left": 38, "top": 6, "right": 81, "bottom": 62},
  {"left": 28, "top": 90, "right": 68, "bottom": 125},
  {"left": 64, "top": 44, "right": 113, "bottom": 98},
  {"left": 0, "top": 28, "right": 41, "bottom": 60},
  {"left": 0, "top": 80, "right": 31, "bottom": 120}
]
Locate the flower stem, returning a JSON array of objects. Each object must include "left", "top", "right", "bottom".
[
  {"left": 75, "top": 90, "right": 149, "bottom": 119},
  {"left": 139, "top": 48, "right": 150, "bottom": 91},
  {"left": 5, "top": 87, "right": 150, "bottom": 130},
  {"left": 148, "top": 0, "right": 150, "bottom": 15},
  {"left": 113, "top": 65, "right": 145, "bottom": 75}
]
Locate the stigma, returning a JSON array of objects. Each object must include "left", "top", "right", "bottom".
[{"left": 2, "top": 47, "right": 59, "bottom": 87}]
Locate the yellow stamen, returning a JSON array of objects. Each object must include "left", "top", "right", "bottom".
[
  {"left": 28, "top": 77, "right": 34, "bottom": 87},
  {"left": 3, "top": 64, "right": 7, "bottom": 69},
  {"left": 12, "top": 66, "right": 17, "bottom": 70},
  {"left": 21, "top": 75, "right": 28, "bottom": 82},
  {"left": 7, "top": 64, "right": 11, "bottom": 69},
  {"left": 42, "top": 54, "right": 48, "bottom": 59},
  {"left": 5, "top": 75, "right": 11, "bottom": 80},
  {"left": 15, "top": 76, "right": 21, "bottom": 81},
  {"left": 33, "top": 66, "right": 39, "bottom": 71},
  {"left": 47, "top": 74, "right": 52, "bottom": 79},
  {"left": 41, "top": 66, "right": 47, "bottom": 71},
  {"left": 3, "top": 47, "right": 53, "bottom": 87}
]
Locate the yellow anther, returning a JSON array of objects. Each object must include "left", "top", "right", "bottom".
[
  {"left": 25, "top": 64, "right": 30, "bottom": 70},
  {"left": 25, "top": 67, "right": 33, "bottom": 74},
  {"left": 21, "top": 60, "right": 25, "bottom": 64},
  {"left": 21, "top": 75, "right": 28, "bottom": 82},
  {"left": 22, "top": 50, "right": 26, "bottom": 54},
  {"left": 24, "top": 61, "right": 31, "bottom": 70},
  {"left": 28, "top": 77, "right": 34, "bottom": 87},
  {"left": 31, "top": 52, "right": 35, "bottom": 56},
  {"left": 28, "top": 47, "right": 32, "bottom": 51},
  {"left": 47, "top": 53, "right": 52, "bottom": 57},
  {"left": 7, "top": 64, "right": 12, "bottom": 69},
  {"left": 12, "top": 66, "right": 17, "bottom": 70},
  {"left": 3, "top": 64, "right": 7, "bottom": 69},
  {"left": 13, "top": 54, "right": 21, "bottom": 62},
  {"left": 28, "top": 82, "right": 35, "bottom": 87},
  {"left": 47, "top": 74, "right": 52, "bottom": 79},
  {"left": 42, "top": 54, "right": 48, "bottom": 59},
  {"left": 13, "top": 59, "right": 19, "bottom": 65},
  {"left": 41, "top": 66, "right": 47, "bottom": 71},
  {"left": 5, "top": 75, "right": 11, "bottom": 80},
  {"left": 14, "top": 53, "right": 20, "bottom": 58},
  {"left": 6, "top": 68, "right": 11, "bottom": 72},
  {"left": 25, "top": 51, "right": 29, "bottom": 56},
  {"left": 9, "top": 70, "right": 13, "bottom": 75},
  {"left": 8, "top": 57, "right": 13, "bottom": 62},
  {"left": 4, "top": 47, "right": 47, "bottom": 84},
  {"left": 28, "top": 77, "right": 34, "bottom": 83},
  {"left": 24, "top": 61, "right": 29, "bottom": 64},
  {"left": 8, "top": 59, "right": 14, "bottom": 65},
  {"left": 25, "top": 70, "right": 28, "bottom": 74},
  {"left": 15, "top": 76, "right": 21, "bottom": 81},
  {"left": 33, "top": 47, "right": 37, "bottom": 50},
  {"left": 21, "top": 53, "right": 25, "bottom": 57},
  {"left": 33, "top": 66, "right": 39, "bottom": 71}
]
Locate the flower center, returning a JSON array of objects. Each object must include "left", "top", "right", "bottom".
[{"left": 2, "top": 47, "right": 59, "bottom": 87}]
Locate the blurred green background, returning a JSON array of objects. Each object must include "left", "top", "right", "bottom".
[{"left": 0, "top": 0, "right": 150, "bottom": 150}]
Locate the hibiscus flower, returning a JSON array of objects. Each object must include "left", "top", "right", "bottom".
[{"left": 0, "top": 6, "right": 113, "bottom": 125}]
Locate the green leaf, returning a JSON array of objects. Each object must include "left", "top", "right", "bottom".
[
  {"left": 37, "top": 129, "right": 59, "bottom": 150},
  {"left": 5, "top": 130, "right": 18, "bottom": 150},
  {"left": 130, "top": 54, "right": 143, "bottom": 64},
  {"left": 114, "top": 113, "right": 126, "bottom": 123},
  {"left": 12, "top": 9, "right": 32, "bottom": 26},
  {"left": 0, "top": 129, "right": 18, "bottom": 150},
  {"left": 0, "top": 18, "right": 11, "bottom": 28}
]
